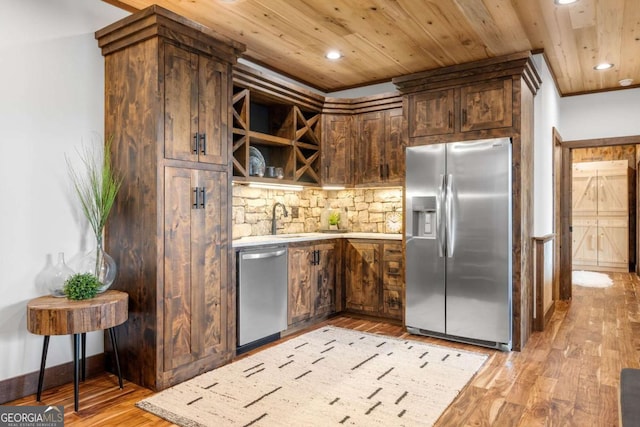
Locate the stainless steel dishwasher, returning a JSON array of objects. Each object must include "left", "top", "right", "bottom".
[{"left": 237, "top": 245, "right": 288, "bottom": 353}]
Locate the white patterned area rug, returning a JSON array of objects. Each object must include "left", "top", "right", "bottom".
[
  {"left": 137, "top": 326, "right": 488, "bottom": 427},
  {"left": 572, "top": 270, "right": 613, "bottom": 288}
]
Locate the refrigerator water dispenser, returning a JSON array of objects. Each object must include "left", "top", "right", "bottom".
[{"left": 411, "top": 196, "right": 436, "bottom": 239}]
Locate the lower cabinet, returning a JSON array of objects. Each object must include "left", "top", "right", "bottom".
[
  {"left": 345, "top": 240, "right": 404, "bottom": 320},
  {"left": 287, "top": 241, "right": 337, "bottom": 326},
  {"left": 164, "top": 167, "right": 229, "bottom": 372},
  {"left": 572, "top": 217, "right": 628, "bottom": 271}
]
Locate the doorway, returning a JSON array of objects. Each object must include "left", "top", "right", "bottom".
[{"left": 556, "top": 133, "right": 640, "bottom": 300}]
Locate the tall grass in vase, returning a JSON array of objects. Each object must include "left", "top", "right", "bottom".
[{"left": 66, "top": 136, "right": 122, "bottom": 293}]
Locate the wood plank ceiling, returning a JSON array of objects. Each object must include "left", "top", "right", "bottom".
[{"left": 105, "top": 0, "right": 640, "bottom": 96}]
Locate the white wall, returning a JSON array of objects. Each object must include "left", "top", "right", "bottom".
[
  {"left": 559, "top": 87, "right": 640, "bottom": 140},
  {"left": 0, "top": 0, "right": 127, "bottom": 382},
  {"left": 532, "top": 55, "right": 560, "bottom": 236}
]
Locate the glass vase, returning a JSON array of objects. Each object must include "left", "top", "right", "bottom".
[
  {"left": 48, "top": 252, "right": 75, "bottom": 297},
  {"left": 76, "top": 238, "right": 117, "bottom": 293}
]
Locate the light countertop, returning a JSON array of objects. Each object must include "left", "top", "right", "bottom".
[{"left": 232, "top": 232, "right": 402, "bottom": 248}]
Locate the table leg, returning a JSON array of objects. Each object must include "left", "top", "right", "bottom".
[
  {"left": 109, "top": 328, "right": 124, "bottom": 389},
  {"left": 81, "top": 332, "right": 86, "bottom": 381},
  {"left": 73, "top": 333, "right": 80, "bottom": 412},
  {"left": 36, "top": 336, "right": 50, "bottom": 402}
]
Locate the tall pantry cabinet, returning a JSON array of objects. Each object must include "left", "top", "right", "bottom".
[{"left": 96, "top": 6, "right": 245, "bottom": 391}]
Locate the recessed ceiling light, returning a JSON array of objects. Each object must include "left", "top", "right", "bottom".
[
  {"left": 325, "top": 50, "right": 342, "bottom": 60},
  {"left": 594, "top": 63, "right": 614, "bottom": 70},
  {"left": 554, "top": 0, "right": 578, "bottom": 4},
  {"left": 619, "top": 78, "right": 634, "bottom": 87}
]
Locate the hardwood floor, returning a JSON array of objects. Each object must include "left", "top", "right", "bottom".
[{"left": 9, "top": 272, "right": 640, "bottom": 426}]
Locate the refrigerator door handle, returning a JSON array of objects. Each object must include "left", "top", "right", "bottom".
[
  {"left": 437, "top": 174, "right": 446, "bottom": 257},
  {"left": 446, "top": 173, "right": 454, "bottom": 257}
]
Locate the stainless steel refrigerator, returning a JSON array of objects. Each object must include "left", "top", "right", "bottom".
[{"left": 405, "top": 138, "right": 512, "bottom": 350}]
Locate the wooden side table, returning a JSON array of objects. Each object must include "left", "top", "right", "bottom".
[{"left": 27, "top": 290, "right": 128, "bottom": 412}]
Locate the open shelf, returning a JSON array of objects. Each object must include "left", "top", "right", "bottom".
[{"left": 232, "top": 83, "right": 321, "bottom": 184}]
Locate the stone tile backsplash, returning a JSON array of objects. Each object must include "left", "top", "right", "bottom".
[{"left": 232, "top": 185, "right": 403, "bottom": 238}]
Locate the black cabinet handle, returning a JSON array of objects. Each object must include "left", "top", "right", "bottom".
[
  {"left": 462, "top": 109, "right": 467, "bottom": 125},
  {"left": 199, "top": 187, "right": 205, "bottom": 209},
  {"left": 192, "top": 187, "right": 199, "bottom": 209},
  {"left": 311, "top": 249, "right": 320, "bottom": 265},
  {"left": 199, "top": 133, "right": 206, "bottom": 155},
  {"left": 192, "top": 134, "right": 199, "bottom": 154},
  {"left": 385, "top": 164, "right": 389, "bottom": 179},
  {"left": 379, "top": 164, "right": 384, "bottom": 179},
  {"left": 448, "top": 111, "right": 453, "bottom": 129}
]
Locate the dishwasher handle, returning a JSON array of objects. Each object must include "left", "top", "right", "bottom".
[{"left": 240, "top": 249, "right": 286, "bottom": 260}]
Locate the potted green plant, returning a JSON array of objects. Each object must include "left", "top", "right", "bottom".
[
  {"left": 63, "top": 273, "right": 101, "bottom": 300},
  {"left": 328, "top": 210, "right": 341, "bottom": 230},
  {"left": 66, "top": 136, "right": 122, "bottom": 292}
]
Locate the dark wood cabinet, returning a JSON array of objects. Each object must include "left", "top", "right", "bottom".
[
  {"left": 406, "top": 78, "right": 513, "bottom": 139},
  {"left": 97, "top": 6, "right": 244, "bottom": 390},
  {"left": 381, "top": 242, "right": 403, "bottom": 320},
  {"left": 408, "top": 89, "right": 455, "bottom": 138},
  {"left": 288, "top": 241, "right": 337, "bottom": 326},
  {"left": 345, "top": 241, "right": 380, "bottom": 314},
  {"left": 355, "top": 107, "right": 405, "bottom": 186},
  {"left": 344, "top": 240, "right": 404, "bottom": 319},
  {"left": 163, "top": 167, "right": 228, "bottom": 371},
  {"left": 459, "top": 79, "right": 512, "bottom": 132},
  {"left": 164, "top": 43, "right": 229, "bottom": 165},
  {"left": 321, "top": 114, "right": 352, "bottom": 185}
]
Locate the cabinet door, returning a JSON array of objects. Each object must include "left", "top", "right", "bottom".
[
  {"left": 381, "top": 243, "right": 403, "bottom": 319},
  {"left": 460, "top": 79, "right": 513, "bottom": 132},
  {"left": 163, "top": 167, "right": 197, "bottom": 371},
  {"left": 408, "top": 89, "right": 454, "bottom": 137},
  {"left": 345, "top": 241, "right": 380, "bottom": 314},
  {"left": 597, "top": 167, "right": 628, "bottom": 216},
  {"left": 384, "top": 108, "right": 405, "bottom": 184},
  {"left": 315, "top": 242, "right": 336, "bottom": 317},
  {"left": 598, "top": 218, "right": 628, "bottom": 268},
  {"left": 163, "top": 167, "right": 228, "bottom": 371},
  {"left": 356, "top": 112, "right": 385, "bottom": 185},
  {"left": 197, "top": 57, "right": 228, "bottom": 165},
  {"left": 164, "top": 43, "right": 198, "bottom": 163},
  {"left": 194, "top": 169, "right": 228, "bottom": 359},
  {"left": 572, "top": 168, "right": 598, "bottom": 216},
  {"left": 572, "top": 217, "right": 598, "bottom": 267},
  {"left": 288, "top": 244, "right": 314, "bottom": 325},
  {"left": 321, "top": 114, "right": 352, "bottom": 185},
  {"left": 164, "top": 43, "right": 228, "bottom": 165}
]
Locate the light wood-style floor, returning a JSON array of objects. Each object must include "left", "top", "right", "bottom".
[{"left": 9, "top": 272, "right": 640, "bottom": 426}]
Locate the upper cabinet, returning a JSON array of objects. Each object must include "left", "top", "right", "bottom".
[
  {"left": 394, "top": 51, "right": 540, "bottom": 146},
  {"left": 572, "top": 160, "right": 630, "bottom": 217},
  {"left": 164, "top": 43, "right": 229, "bottom": 165},
  {"left": 321, "top": 114, "right": 352, "bottom": 186},
  {"left": 232, "top": 64, "right": 324, "bottom": 185},
  {"left": 323, "top": 94, "right": 404, "bottom": 187},
  {"left": 408, "top": 79, "right": 512, "bottom": 138},
  {"left": 459, "top": 79, "right": 512, "bottom": 132},
  {"left": 407, "top": 88, "right": 454, "bottom": 138},
  {"left": 354, "top": 108, "right": 404, "bottom": 186}
]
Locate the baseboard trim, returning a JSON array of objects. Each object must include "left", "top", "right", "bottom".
[{"left": 0, "top": 353, "right": 105, "bottom": 404}]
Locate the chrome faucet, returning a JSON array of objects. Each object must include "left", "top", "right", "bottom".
[{"left": 271, "top": 202, "right": 289, "bottom": 235}]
